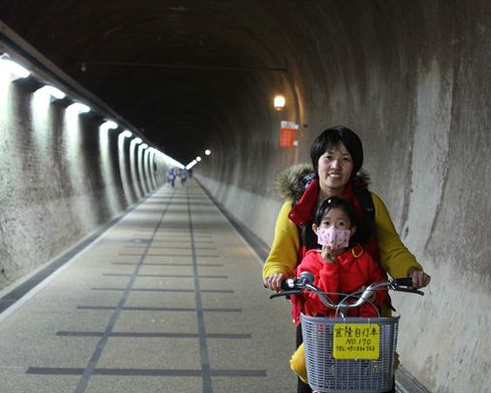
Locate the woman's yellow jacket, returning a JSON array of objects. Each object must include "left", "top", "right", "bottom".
[{"left": 262, "top": 192, "right": 422, "bottom": 281}]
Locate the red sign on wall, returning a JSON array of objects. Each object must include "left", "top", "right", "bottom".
[{"left": 280, "top": 121, "right": 298, "bottom": 147}]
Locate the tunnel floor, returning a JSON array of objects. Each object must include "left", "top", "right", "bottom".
[{"left": 0, "top": 180, "right": 427, "bottom": 393}]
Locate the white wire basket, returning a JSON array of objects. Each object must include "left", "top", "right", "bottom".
[{"left": 301, "top": 314, "right": 399, "bottom": 393}]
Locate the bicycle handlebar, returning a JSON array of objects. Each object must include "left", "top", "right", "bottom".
[{"left": 270, "top": 274, "right": 424, "bottom": 317}]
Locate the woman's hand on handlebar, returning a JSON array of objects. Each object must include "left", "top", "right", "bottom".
[
  {"left": 408, "top": 268, "right": 431, "bottom": 288},
  {"left": 263, "top": 273, "right": 285, "bottom": 292}
]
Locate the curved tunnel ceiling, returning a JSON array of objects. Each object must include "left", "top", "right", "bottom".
[{"left": 0, "top": 0, "right": 301, "bottom": 164}]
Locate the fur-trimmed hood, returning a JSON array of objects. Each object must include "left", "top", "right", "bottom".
[
  {"left": 275, "top": 163, "right": 314, "bottom": 203},
  {"left": 275, "top": 163, "right": 371, "bottom": 204}
]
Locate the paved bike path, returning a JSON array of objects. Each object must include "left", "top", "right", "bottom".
[{"left": 0, "top": 180, "right": 296, "bottom": 393}]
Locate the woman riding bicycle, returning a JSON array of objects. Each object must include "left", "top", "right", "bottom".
[{"left": 262, "top": 125, "right": 431, "bottom": 393}]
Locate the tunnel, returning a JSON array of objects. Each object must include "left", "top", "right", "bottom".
[{"left": 0, "top": 1, "right": 490, "bottom": 392}]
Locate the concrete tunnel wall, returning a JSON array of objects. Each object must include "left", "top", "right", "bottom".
[
  {"left": 0, "top": 2, "right": 490, "bottom": 393},
  {"left": 195, "top": 3, "right": 491, "bottom": 393},
  {"left": 0, "top": 44, "right": 170, "bottom": 291}
]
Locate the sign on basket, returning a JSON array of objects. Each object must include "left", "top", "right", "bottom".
[{"left": 333, "top": 323, "right": 380, "bottom": 359}]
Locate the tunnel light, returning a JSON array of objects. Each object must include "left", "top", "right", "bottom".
[
  {"left": 36, "top": 85, "right": 66, "bottom": 99},
  {"left": 0, "top": 57, "right": 31, "bottom": 79},
  {"left": 141, "top": 143, "right": 149, "bottom": 149},
  {"left": 67, "top": 102, "right": 91, "bottom": 113},
  {"left": 196, "top": 156, "right": 202, "bottom": 162},
  {"left": 101, "top": 120, "right": 118, "bottom": 130},
  {"left": 133, "top": 138, "right": 142, "bottom": 144},
  {"left": 121, "top": 130, "right": 133, "bottom": 138},
  {"left": 205, "top": 149, "right": 211, "bottom": 156},
  {"left": 186, "top": 160, "right": 198, "bottom": 170},
  {"left": 274, "top": 95, "right": 286, "bottom": 111}
]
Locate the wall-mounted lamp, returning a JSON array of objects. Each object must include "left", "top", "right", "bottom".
[
  {"left": 205, "top": 149, "right": 211, "bottom": 156},
  {"left": 0, "top": 56, "right": 31, "bottom": 80},
  {"left": 67, "top": 102, "right": 91, "bottom": 114},
  {"left": 35, "top": 85, "right": 66, "bottom": 100},
  {"left": 274, "top": 95, "right": 286, "bottom": 111},
  {"left": 121, "top": 130, "right": 133, "bottom": 138}
]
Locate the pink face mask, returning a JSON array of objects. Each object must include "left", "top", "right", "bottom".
[{"left": 317, "top": 227, "right": 351, "bottom": 249}]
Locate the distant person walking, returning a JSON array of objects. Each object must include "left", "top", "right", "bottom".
[
  {"left": 180, "top": 169, "right": 188, "bottom": 186},
  {"left": 167, "top": 168, "right": 176, "bottom": 187}
]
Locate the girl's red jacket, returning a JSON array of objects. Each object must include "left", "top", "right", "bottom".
[{"left": 292, "top": 245, "right": 388, "bottom": 325}]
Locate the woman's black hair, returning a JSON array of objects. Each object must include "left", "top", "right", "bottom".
[
  {"left": 310, "top": 125, "right": 364, "bottom": 178},
  {"left": 302, "top": 196, "right": 373, "bottom": 249}
]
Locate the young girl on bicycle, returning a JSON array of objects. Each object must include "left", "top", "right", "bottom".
[{"left": 290, "top": 196, "right": 389, "bottom": 383}]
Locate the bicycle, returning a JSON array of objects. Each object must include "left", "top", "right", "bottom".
[{"left": 270, "top": 272, "right": 424, "bottom": 393}]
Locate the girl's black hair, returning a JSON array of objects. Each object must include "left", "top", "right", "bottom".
[
  {"left": 310, "top": 125, "right": 364, "bottom": 179},
  {"left": 314, "top": 196, "right": 358, "bottom": 227},
  {"left": 302, "top": 196, "right": 373, "bottom": 250}
]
